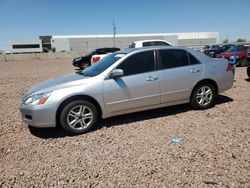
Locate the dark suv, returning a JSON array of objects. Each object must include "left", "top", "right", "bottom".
[
  {"left": 246, "top": 49, "right": 250, "bottom": 78},
  {"left": 203, "top": 44, "right": 235, "bottom": 58},
  {"left": 73, "top": 47, "right": 120, "bottom": 69}
]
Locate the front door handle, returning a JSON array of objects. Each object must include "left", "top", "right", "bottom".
[
  {"left": 190, "top": 68, "right": 201, "bottom": 73},
  {"left": 146, "top": 76, "right": 158, "bottom": 81}
]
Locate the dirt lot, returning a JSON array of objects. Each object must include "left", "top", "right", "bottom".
[{"left": 0, "top": 60, "right": 249, "bottom": 187}]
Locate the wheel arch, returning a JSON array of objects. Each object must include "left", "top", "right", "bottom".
[
  {"left": 55, "top": 95, "right": 102, "bottom": 127},
  {"left": 191, "top": 79, "right": 218, "bottom": 97}
]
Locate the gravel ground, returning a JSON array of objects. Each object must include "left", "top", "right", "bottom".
[{"left": 0, "top": 60, "right": 249, "bottom": 187}]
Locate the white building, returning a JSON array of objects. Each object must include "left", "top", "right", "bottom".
[
  {"left": 11, "top": 40, "right": 43, "bottom": 53},
  {"left": 51, "top": 32, "right": 219, "bottom": 52}
]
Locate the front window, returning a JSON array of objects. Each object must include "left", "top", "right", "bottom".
[
  {"left": 82, "top": 53, "right": 126, "bottom": 77},
  {"left": 117, "top": 51, "right": 155, "bottom": 76}
]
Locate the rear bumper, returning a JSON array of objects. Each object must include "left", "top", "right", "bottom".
[
  {"left": 217, "top": 72, "right": 234, "bottom": 93},
  {"left": 20, "top": 103, "right": 57, "bottom": 128}
]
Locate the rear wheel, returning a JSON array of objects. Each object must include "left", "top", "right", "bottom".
[
  {"left": 247, "top": 67, "right": 250, "bottom": 78},
  {"left": 236, "top": 59, "right": 244, "bottom": 67},
  {"left": 190, "top": 83, "right": 216, "bottom": 109},
  {"left": 60, "top": 100, "right": 98, "bottom": 135}
]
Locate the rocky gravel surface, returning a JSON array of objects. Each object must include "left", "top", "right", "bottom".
[{"left": 0, "top": 60, "right": 249, "bottom": 187}]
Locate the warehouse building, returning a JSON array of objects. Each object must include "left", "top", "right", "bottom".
[
  {"left": 50, "top": 32, "right": 219, "bottom": 52},
  {"left": 11, "top": 40, "right": 43, "bottom": 53}
]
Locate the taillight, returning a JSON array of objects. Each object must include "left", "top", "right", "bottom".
[
  {"left": 92, "top": 56, "right": 100, "bottom": 63},
  {"left": 226, "top": 63, "right": 233, "bottom": 72}
]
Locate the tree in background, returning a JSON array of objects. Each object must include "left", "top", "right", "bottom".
[
  {"left": 236, "top": 38, "right": 246, "bottom": 42},
  {"left": 223, "top": 38, "right": 229, "bottom": 43}
]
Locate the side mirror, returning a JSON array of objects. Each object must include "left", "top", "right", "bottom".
[{"left": 109, "top": 69, "right": 124, "bottom": 78}]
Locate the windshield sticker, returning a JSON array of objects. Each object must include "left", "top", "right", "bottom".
[{"left": 115, "top": 54, "right": 125, "bottom": 58}]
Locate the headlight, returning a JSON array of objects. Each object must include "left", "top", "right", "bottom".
[
  {"left": 74, "top": 57, "right": 82, "bottom": 61},
  {"left": 24, "top": 92, "right": 52, "bottom": 105}
]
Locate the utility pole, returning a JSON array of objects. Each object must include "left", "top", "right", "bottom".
[{"left": 113, "top": 19, "right": 116, "bottom": 47}]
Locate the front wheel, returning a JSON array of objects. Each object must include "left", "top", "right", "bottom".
[
  {"left": 190, "top": 83, "right": 216, "bottom": 110},
  {"left": 80, "top": 62, "right": 89, "bottom": 70},
  {"left": 60, "top": 100, "right": 98, "bottom": 135}
]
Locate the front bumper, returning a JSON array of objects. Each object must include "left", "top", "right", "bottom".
[
  {"left": 20, "top": 103, "right": 57, "bottom": 128},
  {"left": 73, "top": 59, "right": 81, "bottom": 67}
]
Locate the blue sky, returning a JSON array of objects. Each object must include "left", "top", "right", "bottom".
[{"left": 0, "top": 0, "right": 250, "bottom": 51}]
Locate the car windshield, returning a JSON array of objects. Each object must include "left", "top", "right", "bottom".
[
  {"left": 81, "top": 53, "right": 126, "bottom": 77},
  {"left": 203, "top": 45, "right": 210, "bottom": 50},
  {"left": 84, "top": 50, "right": 95, "bottom": 56},
  {"left": 128, "top": 43, "right": 135, "bottom": 48}
]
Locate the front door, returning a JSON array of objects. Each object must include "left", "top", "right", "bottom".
[{"left": 103, "top": 50, "right": 160, "bottom": 113}]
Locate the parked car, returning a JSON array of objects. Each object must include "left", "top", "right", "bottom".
[
  {"left": 217, "top": 44, "right": 250, "bottom": 66},
  {"left": 200, "top": 45, "right": 210, "bottom": 53},
  {"left": 128, "top": 40, "right": 173, "bottom": 48},
  {"left": 72, "top": 47, "right": 120, "bottom": 69},
  {"left": 246, "top": 48, "right": 250, "bottom": 78},
  {"left": 203, "top": 44, "right": 235, "bottom": 58},
  {"left": 20, "top": 47, "right": 234, "bottom": 135}
]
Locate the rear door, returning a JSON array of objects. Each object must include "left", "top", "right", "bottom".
[
  {"left": 103, "top": 50, "right": 160, "bottom": 113},
  {"left": 158, "top": 49, "right": 203, "bottom": 103}
]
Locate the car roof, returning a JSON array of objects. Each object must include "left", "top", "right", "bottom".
[
  {"left": 115, "top": 46, "right": 213, "bottom": 64},
  {"left": 118, "top": 46, "right": 195, "bottom": 54},
  {"left": 132, "top": 39, "right": 170, "bottom": 43},
  {"left": 95, "top": 47, "right": 120, "bottom": 50}
]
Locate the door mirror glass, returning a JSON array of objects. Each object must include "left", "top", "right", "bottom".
[{"left": 110, "top": 69, "right": 124, "bottom": 78}]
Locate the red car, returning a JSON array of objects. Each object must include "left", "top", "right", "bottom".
[{"left": 217, "top": 44, "right": 250, "bottom": 66}]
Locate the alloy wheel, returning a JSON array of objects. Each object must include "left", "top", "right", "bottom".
[
  {"left": 67, "top": 105, "right": 93, "bottom": 130},
  {"left": 196, "top": 86, "right": 213, "bottom": 106}
]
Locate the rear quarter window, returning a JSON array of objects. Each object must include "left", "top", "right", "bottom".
[{"left": 188, "top": 52, "right": 201, "bottom": 65}]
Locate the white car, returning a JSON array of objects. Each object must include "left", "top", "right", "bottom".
[
  {"left": 91, "top": 40, "right": 173, "bottom": 64},
  {"left": 128, "top": 39, "right": 173, "bottom": 48}
]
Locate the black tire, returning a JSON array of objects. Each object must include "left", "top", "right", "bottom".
[
  {"left": 236, "top": 59, "right": 244, "bottom": 67},
  {"left": 60, "top": 100, "right": 98, "bottom": 135},
  {"left": 190, "top": 83, "right": 216, "bottom": 110},
  {"left": 80, "top": 62, "right": 89, "bottom": 70},
  {"left": 247, "top": 67, "right": 250, "bottom": 78}
]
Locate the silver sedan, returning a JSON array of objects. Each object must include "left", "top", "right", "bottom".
[{"left": 20, "top": 47, "right": 234, "bottom": 135}]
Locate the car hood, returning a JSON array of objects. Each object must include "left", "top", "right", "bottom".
[{"left": 25, "top": 73, "right": 91, "bottom": 97}]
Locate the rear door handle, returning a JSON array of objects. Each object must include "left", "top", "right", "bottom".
[
  {"left": 146, "top": 76, "right": 158, "bottom": 81},
  {"left": 190, "top": 68, "right": 201, "bottom": 73}
]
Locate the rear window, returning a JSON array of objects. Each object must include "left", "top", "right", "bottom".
[
  {"left": 142, "top": 42, "right": 152, "bottom": 47},
  {"left": 154, "top": 41, "right": 170, "bottom": 46},
  {"left": 159, "top": 49, "right": 190, "bottom": 69},
  {"left": 95, "top": 49, "right": 107, "bottom": 55},
  {"left": 143, "top": 41, "right": 171, "bottom": 47}
]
